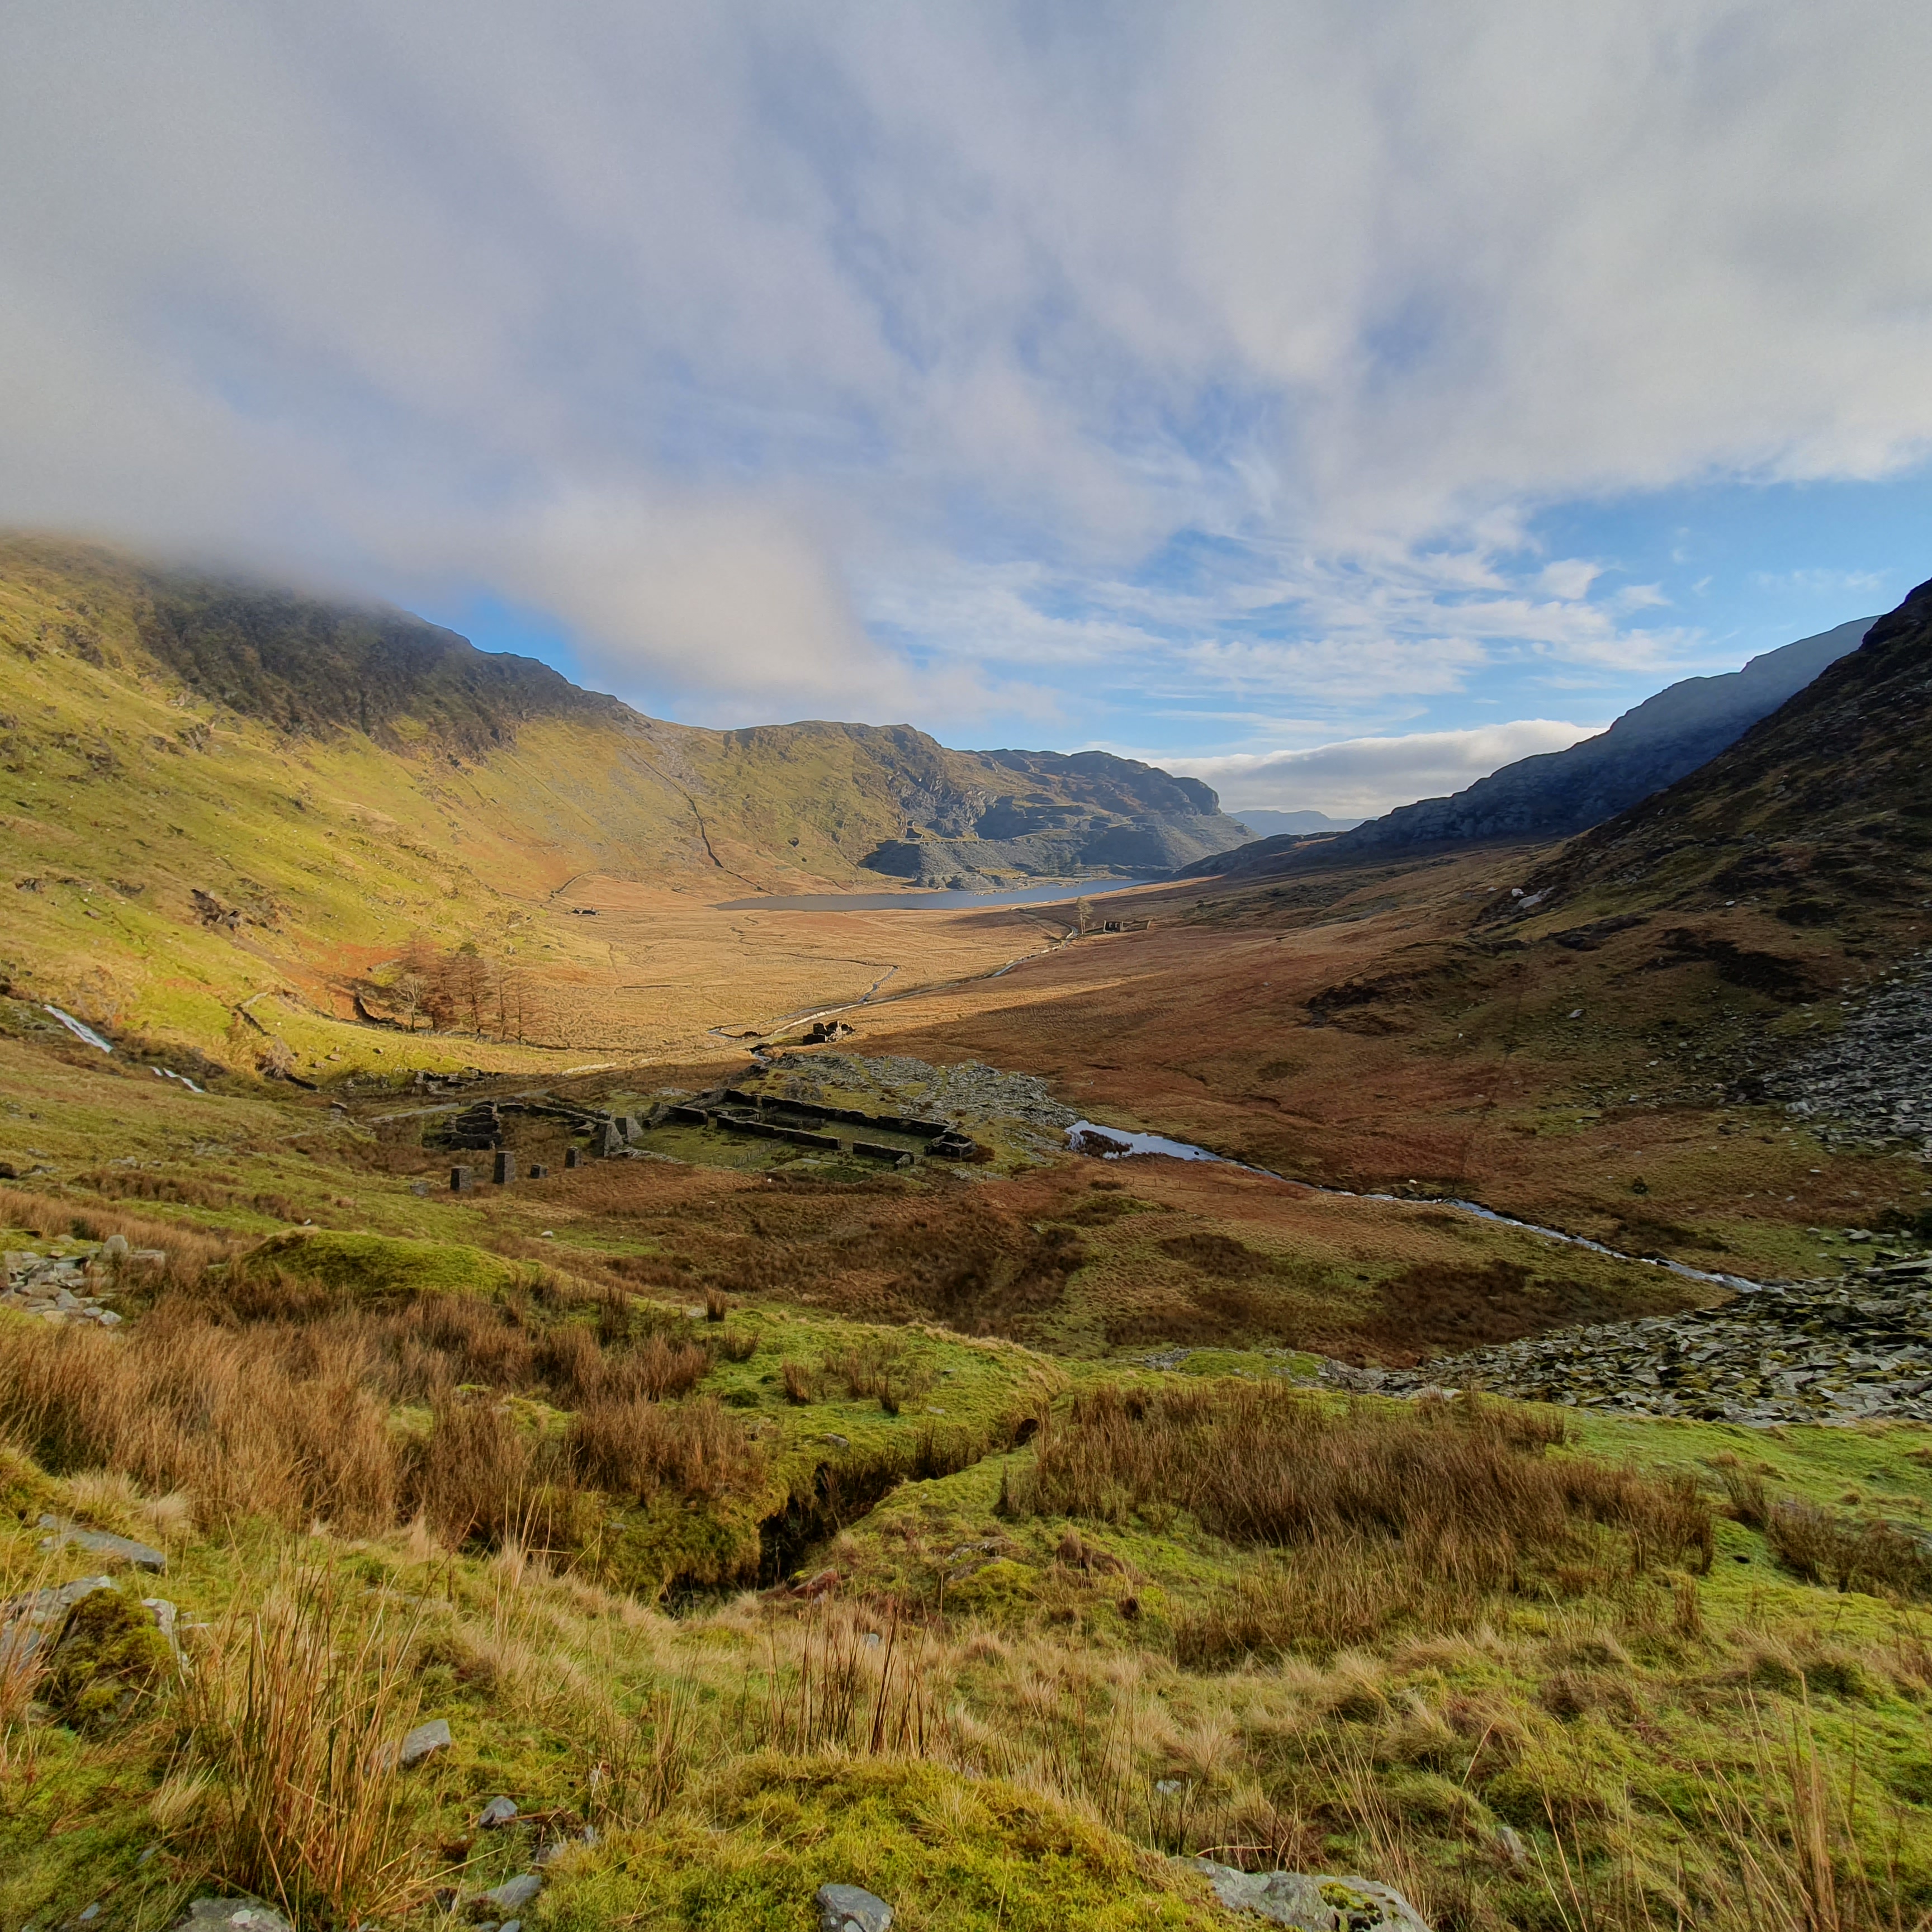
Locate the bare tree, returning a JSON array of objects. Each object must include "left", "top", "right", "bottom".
[{"left": 394, "top": 972, "right": 428, "bottom": 1033}]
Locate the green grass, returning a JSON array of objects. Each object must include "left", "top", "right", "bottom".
[{"left": 239, "top": 1229, "right": 529, "bottom": 1302}]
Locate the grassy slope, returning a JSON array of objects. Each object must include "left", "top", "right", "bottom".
[
  {"left": 0, "top": 537, "right": 1235, "bottom": 1070},
  {"left": 3, "top": 1015, "right": 1932, "bottom": 1930}
]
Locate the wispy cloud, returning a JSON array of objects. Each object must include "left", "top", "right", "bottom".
[{"left": 0, "top": 2, "right": 1926, "bottom": 737}]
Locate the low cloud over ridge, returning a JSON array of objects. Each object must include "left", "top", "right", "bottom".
[{"left": 1168, "top": 722, "right": 1606, "bottom": 819}]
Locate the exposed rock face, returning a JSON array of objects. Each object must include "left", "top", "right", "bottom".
[
  {"left": 860, "top": 747, "right": 1251, "bottom": 886},
  {"left": 1178, "top": 613, "right": 1874, "bottom": 882},
  {"left": 1327, "top": 1258, "right": 1932, "bottom": 1425}
]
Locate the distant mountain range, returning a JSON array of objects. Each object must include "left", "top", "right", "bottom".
[
  {"left": 1225, "top": 808, "right": 1364, "bottom": 840},
  {"left": 1179, "top": 614, "right": 1876, "bottom": 881}
]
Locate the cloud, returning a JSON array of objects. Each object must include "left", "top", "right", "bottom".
[
  {"left": 1166, "top": 720, "right": 1606, "bottom": 816},
  {"left": 0, "top": 2, "right": 1928, "bottom": 730}
]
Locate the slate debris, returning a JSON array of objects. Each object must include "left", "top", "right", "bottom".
[
  {"left": 1323, "top": 1258, "right": 1932, "bottom": 1424},
  {"left": 2, "top": 1242, "right": 151, "bottom": 1326},
  {"left": 1769, "top": 955, "right": 1932, "bottom": 1154},
  {"left": 176, "top": 1902, "right": 295, "bottom": 1932},
  {"left": 480, "top": 1874, "right": 542, "bottom": 1916}
]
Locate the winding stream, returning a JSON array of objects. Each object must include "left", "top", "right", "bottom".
[{"left": 1066, "top": 1120, "right": 1767, "bottom": 1294}]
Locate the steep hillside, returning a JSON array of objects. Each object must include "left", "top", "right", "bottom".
[
  {"left": 1178, "top": 614, "right": 1873, "bottom": 881},
  {"left": 0, "top": 536, "right": 1248, "bottom": 1053},
  {"left": 1508, "top": 577, "right": 1932, "bottom": 928}
]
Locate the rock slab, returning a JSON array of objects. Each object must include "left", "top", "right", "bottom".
[
  {"left": 398, "top": 1716, "right": 451, "bottom": 1767},
  {"left": 37, "top": 1513, "right": 167, "bottom": 1573},
  {"left": 817, "top": 1884, "right": 893, "bottom": 1932},
  {"left": 1196, "top": 1862, "right": 1429, "bottom": 1931}
]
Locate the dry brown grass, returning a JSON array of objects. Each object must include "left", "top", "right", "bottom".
[
  {"left": 1767, "top": 1499, "right": 1932, "bottom": 1601},
  {"left": 0, "top": 1182, "right": 235, "bottom": 1289},
  {"left": 0, "top": 1308, "right": 399, "bottom": 1535},
  {"left": 182, "top": 1556, "right": 425, "bottom": 1924},
  {"left": 0, "top": 1269, "right": 752, "bottom": 1562},
  {"left": 1012, "top": 1383, "right": 1712, "bottom": 1660},
  {"left": 569, "top": 1393, "right": 764, "bottom": 1504}
]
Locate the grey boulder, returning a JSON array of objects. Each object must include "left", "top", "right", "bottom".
[
  {"left": 482, "top": 1874, "right": 542, "bottom": 1915},
  {"left": 397, "top": 1717, "right": 451, "bottom": 1767},
  {"left": 0, "top": 1575, "right": 117, "bottom": 1669},
  {"left": 478, "top": 1795, "right": 519, "bottom": 1828},
  {"left": 178, "top": 1902, "right": 294, "bottom": 1932},
  {"left": 817, "top": 1883, "right": 893, "bottom": 1932},
  {"left": 1196, "top": 1862, "right": 1429, "bottom": 1931}
]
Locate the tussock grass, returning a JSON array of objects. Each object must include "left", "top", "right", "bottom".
[
  {"left": 0, "top": 1271, "right": 754, "bottom": 1564},
  {"left": 181, "top": 1556, "right": 424, "bottom": 1924},
  {"left": 0, "top": 1309, "right": 400, "bottom": 1534},
  {"left": 1017, "top": 1381, "right": 1710, "bottom": 1571},
  {"left": 1768, "top": 1499, "right": 1932, "bottom": 1601}
]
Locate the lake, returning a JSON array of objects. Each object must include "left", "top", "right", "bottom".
[{"left": 713, "top": 878, "right": 1161, "bottom": 912}]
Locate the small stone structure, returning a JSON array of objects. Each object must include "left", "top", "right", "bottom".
[
  {"left": 450, "top": 1165, "right": 475, "bottom": 1193},
  {"left": 659, "top": 1086, "right": 979, "bottom": 1162}
]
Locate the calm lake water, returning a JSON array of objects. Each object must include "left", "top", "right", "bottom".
[{"left": 714, "top": 878, "right": 1159, "bottom": 912}]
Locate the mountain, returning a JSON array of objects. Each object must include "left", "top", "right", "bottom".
[
  {"left": 1219, "top": 808, "right": 1363, "bottom": 840},
  {"left": 1176, "top": 614, "right": 1876, "bottom": 882},
  {"left": 0, "top": 536, "right": 1251, "bottom": 1046},
  {"left": 1510, "top": 577, "right": 1932, "bottom": 932}
]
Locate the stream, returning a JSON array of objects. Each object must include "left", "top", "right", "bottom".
[{"left": 1065, "top": 1120, "right": 1767, "bottom": 1294}]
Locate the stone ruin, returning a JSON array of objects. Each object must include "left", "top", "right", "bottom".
[{"left": 657, "top": 1087, "right": 978, "bottom": 1164}]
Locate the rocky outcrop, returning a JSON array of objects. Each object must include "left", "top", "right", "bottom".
[
  {"left": 860, "top": 749, "right": 1251, "bottom": 886},
  {"left": 1324, "top": 1257, "right": 1932, "bottom": 1426},
  {"left": 1178, "top": 614, "right": 1874, "bottom": 881}
]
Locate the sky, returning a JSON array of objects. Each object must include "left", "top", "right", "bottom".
[{"left": 3, "top": 3, "right": 1930, "bottom": 817}]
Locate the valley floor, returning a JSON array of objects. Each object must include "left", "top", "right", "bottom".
[{"left": 5, "top": 835, "right": 1932, "bottom": 1932}]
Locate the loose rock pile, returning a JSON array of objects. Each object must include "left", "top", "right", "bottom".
[
  {"left": 1767, "top": 956, "right": 1932, "bottom": 1156},
  {"left": 1323, "top": 1257, "right": 1932, "bottom": 1425},
  {"left": 1, "top": 1237, "right": 151, "bottom": 1326}
]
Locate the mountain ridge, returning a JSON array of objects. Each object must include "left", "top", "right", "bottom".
[{"left": 1177, "top": 613, "right": 1876, "bottom": 882}]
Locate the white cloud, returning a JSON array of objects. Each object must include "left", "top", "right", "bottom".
[
  {"left": 1167, "top": 720, "right": 1606, "bottom": 817},
  {"left": 0, "top": 2, "right": 1927, "bottom": 727}
]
